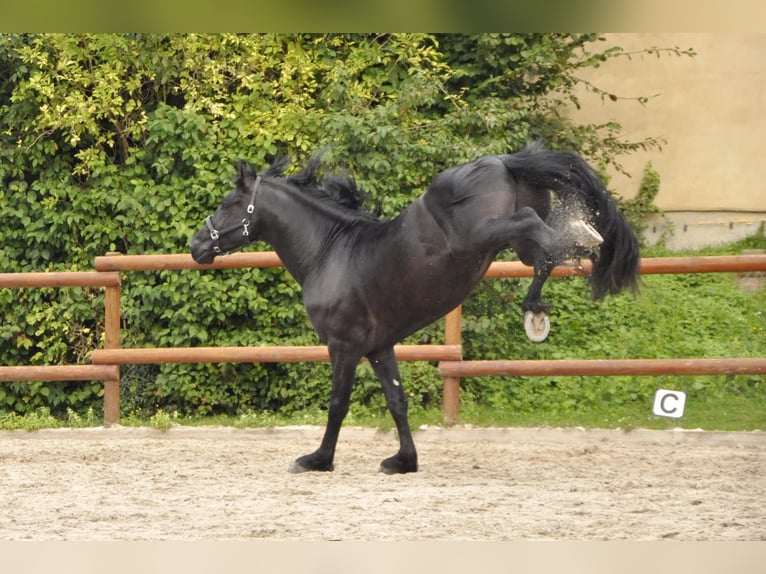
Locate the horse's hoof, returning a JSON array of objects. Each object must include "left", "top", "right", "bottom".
[
  {"left": 379, "top": 454, "right": 418, "bottom": 475},
  {"left": 288, "top": 461, "right": 309, "bottom": 474},
  {"left": 288, "top": 456, "right": 334, "bottom": 474},
  {"left": 569, "top": 220, "right": 603, "bottom": 248},
  {"left": 524, "top": 310, "right": 550, "bottom": 342}
]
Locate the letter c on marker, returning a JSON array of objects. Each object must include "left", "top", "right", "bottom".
[
  {"left": 653, "top": 389, "right": 686, "bottom": 419},
  {"left": 660, "top": 392, "right": 679, "bottom": 415}
]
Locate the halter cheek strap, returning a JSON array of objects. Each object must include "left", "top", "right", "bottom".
[{"left": 205, "top": 175, "right": 262, "bottom": 255}]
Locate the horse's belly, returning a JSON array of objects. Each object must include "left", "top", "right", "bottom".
[{"left": 370, "top": 256, "right": 490, "bottom": 341}]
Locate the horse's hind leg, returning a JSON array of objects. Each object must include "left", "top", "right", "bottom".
[
  {"left": 477, "top": 207, "right": 563, "bottom": 257},
  {"left": 289, "top": 348, "right": 361, "bottom": 473},
  {"left": 367, "top": 347, "right": 417, "bottom": 474},
  {"left": 516, "top": 250, "right": 557, "bottom": 315},
  {"left": 478, "top": 207, "right": 566, "bottom": 342},
  {"left": 513, "top": 214, "right": 602, "bottom": 315},
  {"left": 478, "top": 206, "right": 565, "bottom": 306}
]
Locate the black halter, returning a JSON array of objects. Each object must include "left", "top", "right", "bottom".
[{"left": 205, "top": 175, "right": 262, "bottom": 255}]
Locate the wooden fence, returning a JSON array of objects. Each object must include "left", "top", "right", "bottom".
[
  {"left": 0, "top": 270, "right": 122, "bottom": 424},
  {"left": 2, "top": 252, "right": 765, "bottom": 425},
  {"left": 439, "top": 253, "right": 766, "bottom": 420}
]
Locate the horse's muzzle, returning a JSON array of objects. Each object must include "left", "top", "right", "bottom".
[{"left": 190, "top": 234, "right": 216, "bottom": 265}]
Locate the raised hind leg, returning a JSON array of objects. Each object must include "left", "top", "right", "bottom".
[
  {"left": 289, "top": 348, "right": 361, "bottom": 473},
  {"left": 476, "top": 207, "right": 566, "bottom": 342},
  {"left": 519, "top": 253, "right": 557, "bottom": 314},
  {"left": 511, "top": 218, "right": 603, "bottom": 342},
  {"left": 519, "top": 255, "right": 557, "bottom": 342},
  {"left": 477, "top": 207, "right": 602, "bottom": 342},
  {"left": 477, "top": 206, "right": 567, "bottom": 305},
  {"left": 367, "top": 347, "right": 417, "bottom": 474},
  {"left": 476, "top": 207, "right": 564, "bottom": 257},
  {"left": 515, "top": 216, "right": 604, "bottom": 314}
]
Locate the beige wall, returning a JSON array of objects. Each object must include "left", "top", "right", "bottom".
[{"left": 569, "top": 33, "right": 766, "bottom": 213}]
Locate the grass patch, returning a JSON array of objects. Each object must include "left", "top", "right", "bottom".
[
  {"left": 0, "top": 407, "right": 102, "bottom": 431},
  {"left": 1, "top": 394, "right": 762, "bottom": 432},
  {"left": 455, "top": 390, "right": 766, "bottom": 431}
]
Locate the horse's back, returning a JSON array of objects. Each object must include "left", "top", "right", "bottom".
[
  {"left": 420, "top": 155, "right": 519, "bottom": 244},
  {"left": 427, "top": 156, "right": 509, "bottom": 201}
]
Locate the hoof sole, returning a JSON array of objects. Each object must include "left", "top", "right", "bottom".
[
  {"left": 524, "top": 311, "right": 550, "bottom": 342},
  {"left": 570, "top": 220, "right": 603, "bottom": 248}
]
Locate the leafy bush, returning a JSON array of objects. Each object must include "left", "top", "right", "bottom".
[{"left": 618, "top": 161, "right": 670, "bottom": 245}]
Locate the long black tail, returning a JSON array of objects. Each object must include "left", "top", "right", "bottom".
[{"left": 501, "top": 143, "right": 640, "bottom": 299}]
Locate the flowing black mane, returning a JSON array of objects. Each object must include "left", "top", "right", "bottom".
[{"left": 259, "top": 155, "right": 379, "bottom": 221}]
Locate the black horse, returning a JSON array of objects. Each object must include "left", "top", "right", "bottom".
[{"left": 190, "top": 143, "right": 640, "bottom": 474}]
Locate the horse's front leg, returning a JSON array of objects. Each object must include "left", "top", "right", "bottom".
[
  {"left": 289, "top": 348, "right": 361, "bottom": 473},
  {"left": 367, "top": 347, "right": 418, "bottom": 474}
]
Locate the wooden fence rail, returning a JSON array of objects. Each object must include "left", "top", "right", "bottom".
[
  {"left": 0, "top": 365, "right": 120, "bottom": 383},
  {"left": 438, "top": 358, "right": 766, "bottom": 378},
  {"left": 2, "top": 252, "right": 765, "bottom": 426},
  {"left": 0, "top": 271, "right": 120, "bottom": 288},
  {"left": 91, "top": 345, "right": 462, "bottom": 364},
  {"left": 93, "top": 252, "right": 766, "bottom": 276}
]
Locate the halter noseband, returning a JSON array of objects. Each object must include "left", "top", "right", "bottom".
[{"left": 205, "top": 175, "right": 262, "bottom": 255}]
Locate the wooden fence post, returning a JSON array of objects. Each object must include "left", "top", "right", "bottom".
[
  {"left": 443, "top": 306, "right": 463, "bottom": 423},
  {"left": 102, "top": 253, "right": 122, "bottom": 427}
]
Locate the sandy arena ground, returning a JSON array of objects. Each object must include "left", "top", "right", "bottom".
[{"left": 0, "top": 425, "right": 763, "bottom": 541}]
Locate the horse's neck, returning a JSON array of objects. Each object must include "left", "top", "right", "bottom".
[{"left": 257, "top": 186, "right": 349, "bottom": 285}]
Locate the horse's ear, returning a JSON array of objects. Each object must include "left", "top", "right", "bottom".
[{"left": 236, "top": 160, "right": 256, "bottom": 183}]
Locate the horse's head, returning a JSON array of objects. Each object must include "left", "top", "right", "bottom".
[{"left": 190, "top": 161, "right": 262, "bottom": 264}]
